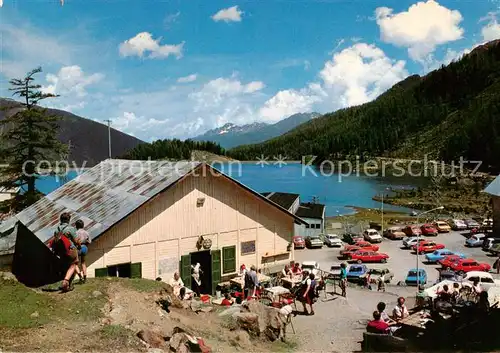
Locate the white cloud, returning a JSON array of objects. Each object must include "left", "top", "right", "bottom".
[
  {"left": 375, "top": 0, "right": 464, "bottom": 62},
  {"left": 119, "top": 32, "right": 184, "bottom": 59},
  {"left": 481, "top": 13, "right": 500, "bottom": 41},
  {"left": 212, "top": 6, "right": 243, "bottom": 22},
  {"left": 42, "top": 65, "right": 103, "bottom": 97},
  {"left": 164, "top": 11, "right": 181, "bottom": 28},
  {"left": 259, "top": 86, "right": 322, "bottom": 122},
  {"left": 0, "top": 0, "right": 3, "bottom": 7},
  {"left": 177, "top": 74, "right": 198, "bottom": 83},
  {"left": 113, "top": 111, "right": 170, "bottom": 138}
]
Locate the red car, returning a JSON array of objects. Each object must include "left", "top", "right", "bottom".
[
  {"left": 412, "top": 241, "right": 445, "bottom": 254},
  {"left": 293, "top": 236, "right": 305, "bottom": 249},
  {"left": 403, "top": 225, "right": 422, "bottom": 237},
  {"left": 341, "top": 242, "right": 379, "bottom": 255},
  {"left": 353, "top": 241, "right": 380, "bottom": 251},
  {"left": 421, "top": 224, "right": 438, "bottom": 236},
  {"left": 449, "top": 258, "right": 491, "bottom": 274},
  {"left": 348, "top": 251, "right": 389, "bottom": 263},
  {"left": 439, "top": 255, "right": 463, "bottom": 269}
]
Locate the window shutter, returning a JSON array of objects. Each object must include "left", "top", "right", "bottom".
[
  {"left": 95, "top": 267, "right": 108, "bottom": 277},
  {"left": 222, "top": 246, "right": 236, "bottom": 274},
  {"left": 130, "top": 262, "right": 142, "bottom": 278},
  {"left": 211, "top": 250, "right": 221, "bottom": 295},
  {"left": 180, "top": 255, "right": 191, "bottom": 289}
]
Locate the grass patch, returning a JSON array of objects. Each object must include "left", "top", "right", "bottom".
[
  {"left": 99, "top": 324, "right": 133, "bottom": 341},
  {"left": 118, "top": 277, "right": 164, "bottom": 292},
  {"left": 271, "top": 338, "right": 298, "bottom": 352}
]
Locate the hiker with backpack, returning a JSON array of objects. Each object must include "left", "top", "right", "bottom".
[
  {"left": 48, "top": 212, "right": 80, "bottom": 292},
  {"left": 75, "top": 219, "right": 91, "bottom": 283}
]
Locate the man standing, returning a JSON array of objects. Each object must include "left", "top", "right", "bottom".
[
  {"left": 75, "top": 219, "right": 91, "bottom": 283},
  {"left": 244, "top": 265, "right": 258, "bottom": 299},
  {"left": 340, "top": 263, "right": 347, "bottom": 297}
]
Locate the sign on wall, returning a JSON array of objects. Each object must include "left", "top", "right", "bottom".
[
  {"left": 158, "top": 256, "right": 179, "bottom": 277},
  {"left": 241, "top": 240, "right": 256, "bottom": 255}
]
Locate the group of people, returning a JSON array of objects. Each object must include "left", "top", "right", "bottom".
[
  {"left": 48, "top": 213, "right": 91, "bottom": 292},
  {"left": 367, "top": 297, "right": 410, "bottom": 335}
]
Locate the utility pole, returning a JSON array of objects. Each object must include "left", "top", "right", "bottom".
[{"left": 104, "top": 119, "right": 112, "bottom": 159}]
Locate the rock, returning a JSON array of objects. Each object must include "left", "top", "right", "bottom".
[
  {"left": 229, "top": 330, "right": 252, "bottom": 348},
  {"left": 190, "top": 300, "right": 202, "bottom": 312},
  {"left": 92, "top": 290, "right": 103, "bottom": 298},
  {"left": 137, "top": 329, "right": 167, "bottom": 348},
  {"left": 199, "top": 306, "right": 213, "bottom": 313},
  {"left": 30, "top": 311, "right": 39, "bottom": 318},
  {"left": 100, "top": 317, "right": 112, "bottom": 325},
  {"left": 0, "top": 272, "right": 17, "bottom": 282},
  {"left": 147, "top": 349, "right": 164, "bottom": 353},
  {"left": 235, "top": 312, "right": 260, "bottom": 334},
  {"left": 169, "top": 333, "right": 188, "bottom": 351}
]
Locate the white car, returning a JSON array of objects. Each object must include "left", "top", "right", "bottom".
[
  {"left": 449, "top": 219, "right": 467, "bottom": 231},
  {"left": 363, "top": 229, "right": 382, "bottom": 243},
  {"left": 402, "top": 236, "right": 420, "bottom": 249},
  {"left": 301, "top": 261, "right": 320, "bottom": 278},
  {"left": 324, "top": 234, "right": 343, "bottom": 247},
  {"left": 463, "top": 271, "right": 500, "bottom": 291}
]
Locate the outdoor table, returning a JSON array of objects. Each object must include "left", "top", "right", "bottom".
[
  {"left": 399, "top": 311, "right": 432, "bottom": 331},
  {"left": 264, "top": 286, "right": 291, "bottom": 302},
  {"left": 281, "top": 275, "right": 303, "bottom": 289},
  {"left": 230, "top": 273, "right": 271, "bottom": 288}
]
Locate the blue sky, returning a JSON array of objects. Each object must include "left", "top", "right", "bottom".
[{"left": 1, "top": 0, "right": 499, "bottom": 141}]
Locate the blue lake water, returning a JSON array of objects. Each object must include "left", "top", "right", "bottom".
[{"left": 36, "top": 162, "right": 420, "bottom": 217}]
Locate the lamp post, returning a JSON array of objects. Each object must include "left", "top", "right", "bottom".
[{"left": 415, "top": 206, "right": 444, "bottom": 290}]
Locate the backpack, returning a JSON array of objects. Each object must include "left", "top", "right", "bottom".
[{"left": 52, "top": 225, "right": 73, "bottom": 257}]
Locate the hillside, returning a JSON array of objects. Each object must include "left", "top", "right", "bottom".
[
  {"left": 0, "top": 98, "right": 143, "bottom": 167},
  {"left": 193, "top": 113, "right": 320, "bottom": 148},
  {"left": 228, "top": 40, "right": 500, "bottom": 171}
]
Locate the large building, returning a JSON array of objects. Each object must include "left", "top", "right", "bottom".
[
  {"left": 261, "top": 192, "right": 326, "bottom": 238},
  {"left": 10, "top": 160, "right": 305, "bottom": 292},
  {"left": 485, "top": 176, "right": 500, "bottom": 234}
]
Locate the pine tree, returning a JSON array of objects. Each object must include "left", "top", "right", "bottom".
[{"left": 0, "top": 67, "right": 67, "bottom": 212}]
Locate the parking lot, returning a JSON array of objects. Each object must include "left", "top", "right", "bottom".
[{"left": 295, "top": 229, "right": 500, "bottom": 285}]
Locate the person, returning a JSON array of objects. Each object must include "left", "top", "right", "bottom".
[
  {"left": 170, "top": 271, "right": 185, "bottom": 296},
  {"left": 75, "top": 219, "right": 91, "bottom": 283},
  {"left": 496, "top": 255, "right": 500, "bottom": 275},
  {"left": 292, "top": 263, "right": 302, "bottom": 275},
  {"left": 377, "top": 302, "right": 392, "bottom": 323},
  {"left": 191, "top": 263, "right": 202, "bottom": 296},
  {"left": 472, "top": 279, "right": 482, "bottom": 295},
  {"left": 282, "top": 265, "right": 292, "bottom": 278},
  {"left": 377, "top": 274, "right": 386, "bottom": 292},
  {"left": 392, "top": 297, "right": 409, "bottom": 322},
  {"left": 301, "top": 272, "right": 316, "bottom": 315},
  {"left": 221, "top": 293, "right": 234, "bottom": 306},
  {"left": 340, "top": 263, "right": 347, "bottom": 297},
  {"left": 366, "top": 311, "right": 390, "bottom": 334},
  {"left": 48, "top": 212, "right": 80, "bottom": 292},
  {"left": 437, "top": 284, "right": 453, "bottom": 302},
  {"left": 244, "top": 265, "right": 258, "bottom": 299},
  {"left": 240, "top": 264, "right": 247, "bottom": 276}
]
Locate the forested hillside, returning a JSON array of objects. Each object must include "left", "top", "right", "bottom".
[
  {"left": 121, "top": 139, "right": 225, "bottom": 160},
  {"left": 228, "top": 40, "right": 500, "bottom": 171}
]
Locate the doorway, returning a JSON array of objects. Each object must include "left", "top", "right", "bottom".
[{"left": 190, "top": 250, "right": 212, "bottom": 295}]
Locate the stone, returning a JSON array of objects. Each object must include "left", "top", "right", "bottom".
[
  {"left": 199, "top": 306, "right": 213, "bottom": 313},
  {"left": 137, "top": 329, "right": 167, "bottom": 348},
  {"left": 0, "top": 272, "right": 17, "bottom": 282},
  {"left": 229, "top": 330, "right": 252, "bottom": 348},
  {"left": 235, "top": 312, "right": 260, "bottom": 334},
  {"left": 30, "top": 311, "right": 39, "bottom": 318},
  {"left": 169, "top": 333, "right": 188, "bottom": 351},
  {"left": 92, "top": 290, "right": 103, "bottom": 298}
]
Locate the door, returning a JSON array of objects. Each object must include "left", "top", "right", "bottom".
[
  {"left": 180, "top": 254, "right": 191, "bottom": 289},
  {"left": 211, "top": 250, "right": 221, "bottom": 295}
]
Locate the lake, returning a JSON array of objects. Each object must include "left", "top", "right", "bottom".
[{"left": 36, "top": 162, "right": 420, "bottom": 217}]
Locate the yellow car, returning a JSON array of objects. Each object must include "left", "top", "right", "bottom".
[{"left": 434, "top": 221, "right": 451, "bottom": 233}]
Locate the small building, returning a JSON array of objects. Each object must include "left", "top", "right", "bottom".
[
  {"left": 11, "top": 160, "right": 305, "bottom": 291},
  {"left": 484, "top": 176, "right": 500, "bottom": 234},
  {"left": 0, "top": 186, "right": 20, "bottom": 203},
  {"left": 261, "top": 192, "right": 326, "bottom": 238}
]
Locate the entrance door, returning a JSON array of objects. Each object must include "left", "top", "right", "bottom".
[{"left": 190, "top": 250, "right": 212, "bottom": 295}]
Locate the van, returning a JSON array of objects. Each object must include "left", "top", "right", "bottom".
[{"left": 482, "top": 238, "right": 500, "bottom": 251}]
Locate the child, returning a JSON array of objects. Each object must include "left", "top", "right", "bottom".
[{"left": 221, "top": 293, "right": 234, "bottom": 306}]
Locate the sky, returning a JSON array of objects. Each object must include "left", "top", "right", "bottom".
[{"left": 1, "top": 0, "right": 499, "bottom": 142}]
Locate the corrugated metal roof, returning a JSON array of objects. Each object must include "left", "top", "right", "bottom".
[
  {"left": 15, "top": 159, "right": 201, "bottom": 244},
  {"left": 484, "top": 175, "right": 500, "bottom": 197}
]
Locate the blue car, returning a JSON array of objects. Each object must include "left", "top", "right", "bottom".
[
  {"left": 465, "top": 234, "right": 486, "bottom": 247},
  {"left": 405, "top": 268, "right": 427, "bottom": 286},
  {"left": 424, "top": 249, "right": 465, "bottom": 263},
  {"left": 346, "top": 264, "right": 368, "bottom": 282}
]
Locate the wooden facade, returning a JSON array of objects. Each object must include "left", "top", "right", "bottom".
[{"left": 85, "top": 165, "right": 296, "bottom": 291}]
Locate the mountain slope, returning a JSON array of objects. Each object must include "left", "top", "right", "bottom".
[
  {"left": 228, "top": 40, "right": 500, "bottom": 171},
  {"left": 192, "top": 112, "right": 320, "bottom": 148},
  {"left": 0, "top": 98, "right": 143, "bottom": 167}
]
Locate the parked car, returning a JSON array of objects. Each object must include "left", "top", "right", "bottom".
[
  {"left": 340, "top": 242, "right": 380, "bottom": 258},
  {"left": 436, "top": 269, "right": 462, "bottom": 283},
  {"left": 449, "top": 258, "right": 491, "bottom": 275},
  {"left": 328, "top": 263, "right": 343, "bottom": 279},
  {"left": 324, "top": 233, "right": 343, "bottom": 247},
  {"left": 412, "top": 241, "right": 445, "bottom": 254},
  {"left": 405, "top": 268, "right": 427, "bottom": 286},
  {"left": 301, "top": 261, "right": 320, "bottom": 278},
  {"left": 363, "top": 229, "right": 383, "bottom": 243},
  {"left": 369, "top": 222, "right": 382, "bottom": 231},
  {"left": 433, "top": 221, "right": 451, "bottom": 233},
  {"left": 383, "top": 227, "right": 406, "bottom": 240},
  {"left": 366, "top": 268, "right": 394, "bottom": 283},
  {"left": 353, "top": 240, "right": 380, "bottom": 251},
  {"left": 449, "top": 219, "right": 467, "bottom": 231},
  {"left": 425, "top": 249, "right": 465, "bottom": 263},
  {"left": 482, "top": 218, "right": 494, "bottom": 229},
  {"left": 348, "top": 250, "right": 389, "bottom": 264},
  {"left": 293, "top": 235, "right": 305, "bottom": 249},
  {"left": 402, "top": 225, "right": 422, "bottom": 237},
  {"left": 346, "top": 264, "right": 369, "bottom": 282},
  {"left": 402, "top": 236, "right": 425, "bottom": 249},
  {"left": 421, "top": 224, "right": 438, "bottom": 236},
  {"left": 305, "top": 235, "right": 323, "bottom": 249},
  {"left": 464, "top": 219, "right": 481, "bottom": 230},
  {"left": 482, "top": 238, "right": 500, "bottom": 251},
  {"left": 489, "top": 243, "right": 500, "bottom": 256},
  {"left": 439, "top": 254, "right": 465, "bottom": 269},
  {"left": 463, "top": 271, "right": 500, "bottom": 291},
  {"left": 342, "top": 233, "right": 364, "bottom": 245},
  {"left": 465, "top": 234, "right": 487, "bottom": 247}
]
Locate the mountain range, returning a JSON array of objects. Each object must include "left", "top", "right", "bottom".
[
  {"left": 0, "top": 98, "right": 143, "bottom": 167},
  {"left": 228, "top": 40, "right": 500, "bottom": 172},
  {"left": 192, "top": 112, "right": 320, "bottom": 148}
]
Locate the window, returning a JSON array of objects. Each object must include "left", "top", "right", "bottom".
[
  {"left": 305, "top": 224, "right": 310, "bottom": 229},
  {"left": 241, "top": 240, "right": 256, "bottom": 255},
  {"left": 315, "top": 224, "right": 321, "bottom": 229},
  {"left": 222, "top": 246, "right": 236, "bottom": 274},
  {"left": 482, "top": 277, "right": 494, "bottom": 283},
  {"left": 95, "top": 262, "right": 142, "bottom": 278}
]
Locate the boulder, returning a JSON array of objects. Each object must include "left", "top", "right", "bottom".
[
  {"left": 137, "top": 329, "right": 167, "bottom": 348},
  {"left": 235, "top": 312, "right": 260, "bottom": 334}
]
